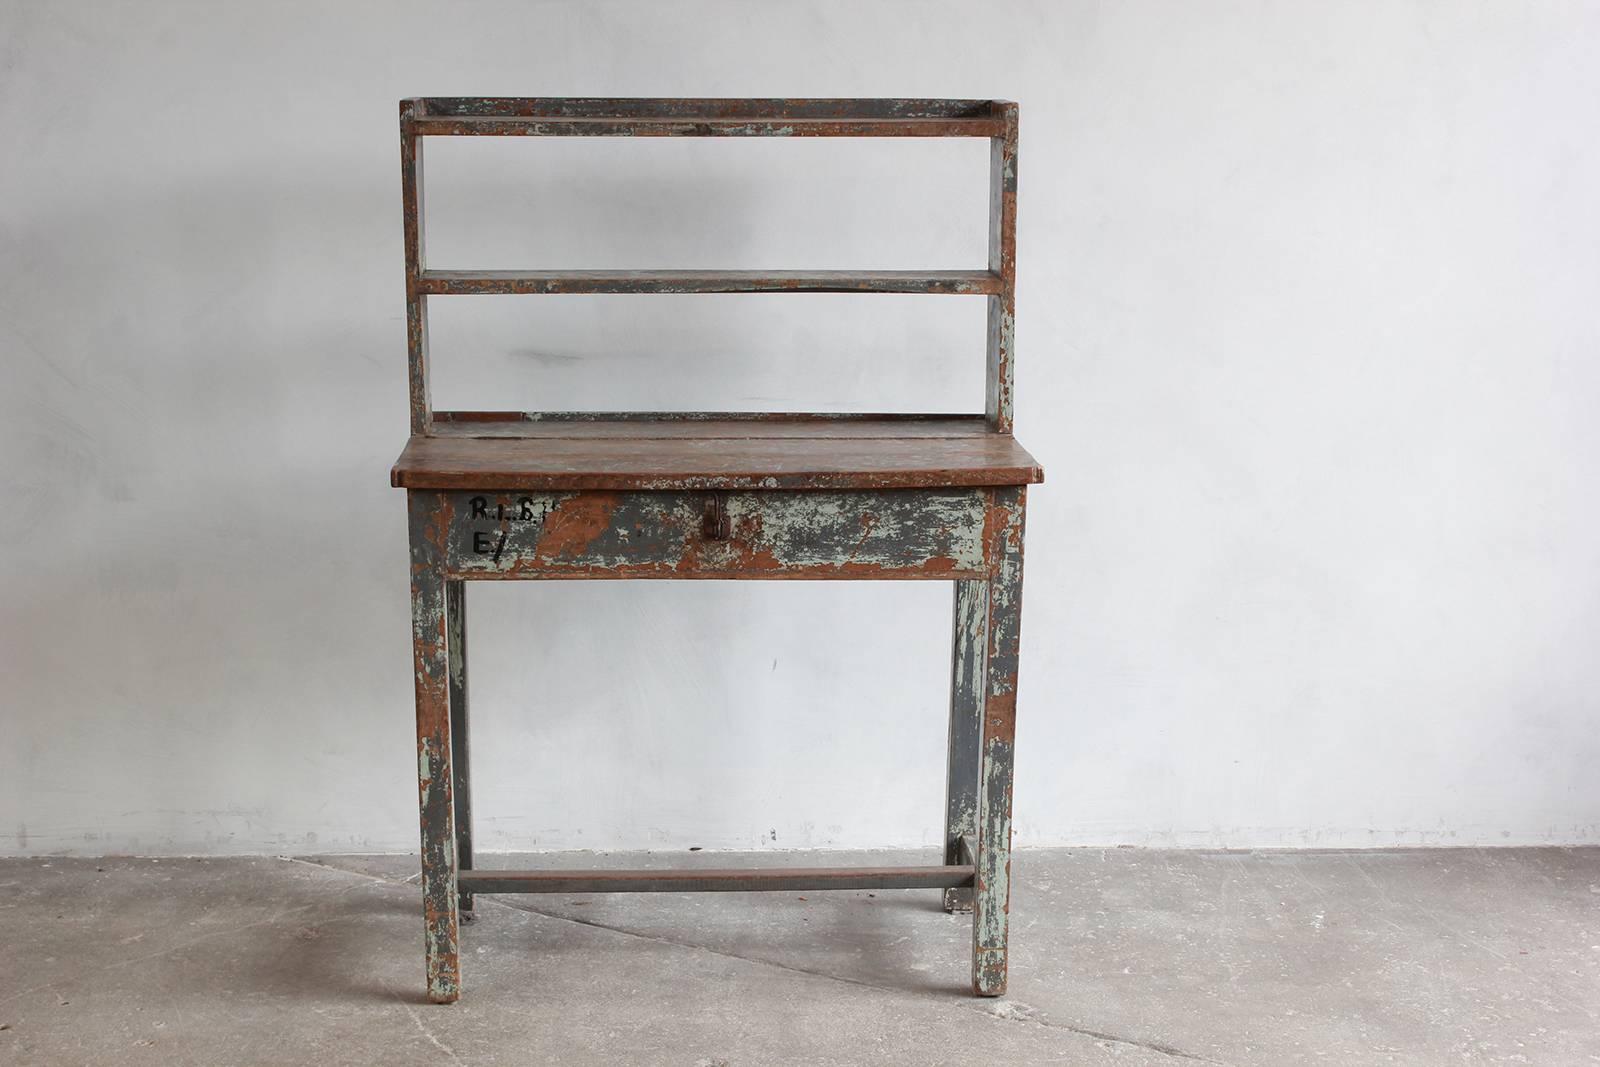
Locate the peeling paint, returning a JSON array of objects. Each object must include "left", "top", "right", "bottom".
[
  {"left": 408, "top": 491, "right": 460, "bottom": 1004},
  {"left": 972, "top": 486, "right": 1026, "bottom": 996},
  {"left": 400, "top": 100, "right": 430, "bottom": 435},
  {"left": 985, "top": 103, "right": 1018, "bottom": 434},
  {"left": 944, "top": 579, "right": 988, "bottom": 913},
  {"left": 446, "top": 580, "right": 473, "bottom": 912},
  {"left": 441, "top": 489, "right": 990, "bottom": 579}
]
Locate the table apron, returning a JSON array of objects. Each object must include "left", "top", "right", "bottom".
[{"left": 415, "top": 488, "right": 999, "bottom": 580}]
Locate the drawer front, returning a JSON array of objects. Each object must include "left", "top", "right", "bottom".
[{"left": 422, "top": 489, "right": 992, "bottom": 579}]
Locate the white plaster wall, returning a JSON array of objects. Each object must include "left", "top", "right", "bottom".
[{"left": 3, "top": 1, "right": 1597, "bottom": 856}]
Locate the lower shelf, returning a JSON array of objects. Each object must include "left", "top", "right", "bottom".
[{"left": 457, "top": 863, "right": 975, "bottom": 895}]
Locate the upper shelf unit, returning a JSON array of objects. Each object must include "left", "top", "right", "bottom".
[
  {"left": 402, "top": 97, "right": 1011, "bottom": 138},
  {"left": 398, "top": 97, "right": 1021, "bottom": 434}
]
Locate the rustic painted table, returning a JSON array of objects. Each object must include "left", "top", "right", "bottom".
[{"left": 391, "top": 97, "right": 1043, "bottom": 1004}]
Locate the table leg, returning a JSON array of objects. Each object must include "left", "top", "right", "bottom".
[
  {"left": 944, "top": 579, "right": 986, "bottom": 912},
  {"left": 446, "top": 579, "right": 472, "bottom": 914},
  {"left": 973, "top": 487, "right": 1026, "bottom": 997},
  {"left": 410, "top": 494, "right": 460, "bottom": 1003}
]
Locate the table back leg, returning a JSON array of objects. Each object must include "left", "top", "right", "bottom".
[
  {"left": 944, "top": 579, "right": 987, "bottom": 912},
  {"left": 446, "top": 579, "right": 473, "bottom": 914}
]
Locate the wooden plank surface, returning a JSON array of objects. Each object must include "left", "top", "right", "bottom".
[
  {"left": 392, "top": 424, "right": 1043, "bottom": 491},
  {"left": 419, "top": 269, "right": 1001, "bottom": 296},
  {"left": 418, "top": 98, "right": 1002, "bottom": 120},
  {"left": 407, "top": 115, "right": 1002, "bottom": 138}
]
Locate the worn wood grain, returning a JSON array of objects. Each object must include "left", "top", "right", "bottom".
[
  {"left": 944, "top": 579, "right": 987, "bottom": 912},
  {"left": 973, "top": 485, "right": 1026, "bottom": 996},
  {"left": 986, "top": 103, "right": 1019, "bottom": 433},
  {"left": 416, "top": 98, "right": 1002, "bottom": 119},
  {"left": 392, "top": 433, "right": 1043, "bottom": 492},
  {"left": 407, "top": 115, "right": 1001, "bottom": 138},
  {"left": 408, "top": 494, "right": 459, "bottom": 1003},
  {"left": 445, "top": 580, "right": 472, "bottom": 913},
  {"left": 400, "top": 100, "right": 431, "bottom": 434}
]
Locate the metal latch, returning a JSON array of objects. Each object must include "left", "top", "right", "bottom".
[{"left": 702, "top": 492, "right": 731, "bottom": 540}]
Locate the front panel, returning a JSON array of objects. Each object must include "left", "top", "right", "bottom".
[{"left": 413, "top": 488, "right": 994, "bottom": 579}]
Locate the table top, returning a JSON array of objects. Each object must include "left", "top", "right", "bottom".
[{"left": 391, "top": 415, "right": 1043, "bottom": 492}]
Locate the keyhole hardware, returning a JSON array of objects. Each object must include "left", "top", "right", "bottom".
[{"left": 702, "top": 492, "right": 731, "bottom": 540}]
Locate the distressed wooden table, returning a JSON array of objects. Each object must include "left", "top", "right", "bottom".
[{"left": 391, "top": 97, "right": 1043, "bottom": 1004}]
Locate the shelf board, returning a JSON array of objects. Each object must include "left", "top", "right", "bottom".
[
  {"left": 405, "top": 114, "right": 1003, "bottom": 137},
  {"left": 417, "top": 269, "right": 1002, "bottom": 296},
  {"left": 418, "top": 97, "right": 1003, "bottom": 119}
]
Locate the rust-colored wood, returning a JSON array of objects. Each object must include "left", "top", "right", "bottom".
[
  {"left": 401, "top": 99, "right": 431, "bottom": 435},
  {"left": 419, "top": 269, "right": 1001, "bottom": 296},
  {"left": 416, "top": 98, "right": 1001, "bottom": 119},
  {"left": 408, "top": 493, "right": 459, "bottom": 1003},
  {"left": 392, "top": 432, "right": 1043, "bottom": 492},
  {"left": 972, "top": 485, "right": 1027, "bottom": 996},
  {"left": 407, "top": 115, "right": 1002, "bottom": 138},
  {"left": 986, "top": 103, "right": 1018, "bottom": 433}
]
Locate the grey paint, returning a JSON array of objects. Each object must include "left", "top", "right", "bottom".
[
  {"left": 438, "top": 489, "right": 992, "bottom": 579},
  {"left": 445, "top": 579, "right": 473, "bottom": 913},
  {"left": 974, "top": 485, "right": 1026, "bottom": 995},
  {"left": 408, "top": 494, "right": 460, "bottom": 1002},
  {"left": 943, "top": 579, "right": 986, "bottom": 912}
]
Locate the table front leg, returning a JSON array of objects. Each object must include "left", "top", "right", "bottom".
[
  {"left": 973, "top": 486, "right": 1026, "bottom": 997},
  {"left": 410, "top": 494, "right": 460, "bottom": 1003}
]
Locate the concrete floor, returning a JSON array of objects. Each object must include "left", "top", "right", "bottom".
[{"left": 0, "top": 849, "right": 1596, "bottom": 1065}]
